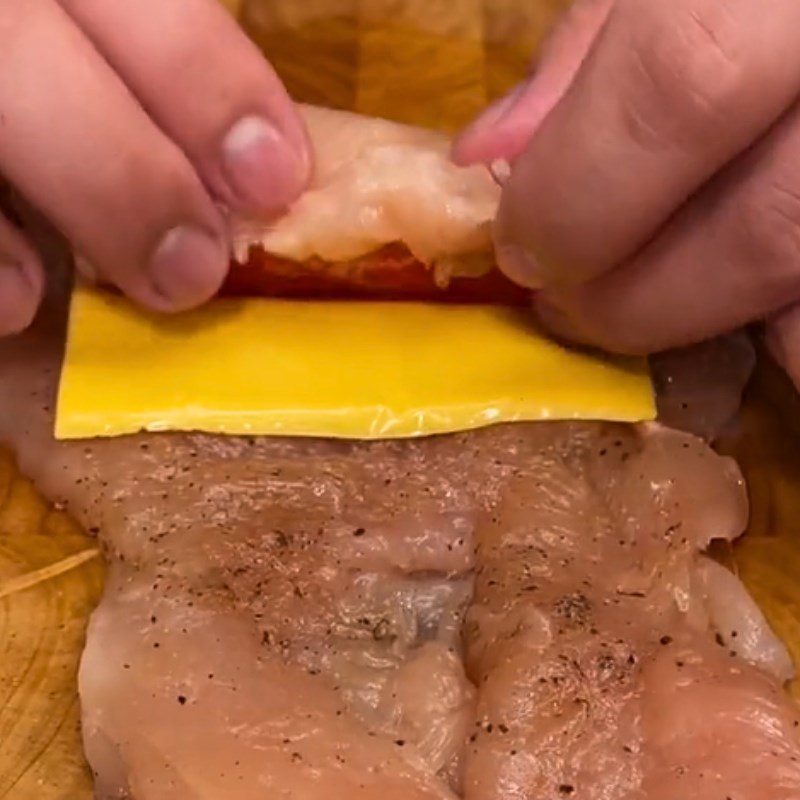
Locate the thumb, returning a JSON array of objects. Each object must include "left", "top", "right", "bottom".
[
  {"left": 452, "top": 0, "right": 614, "bottom": 167},
  {"left": 766, "top": 304, "right": 800, "bottom": 393}
]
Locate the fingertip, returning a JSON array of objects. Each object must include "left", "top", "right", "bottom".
[
  {"left": 533, "top": 292, "right": 587, "bottom": 344},
  {"left": 453, "top": 77, "right": 573, "bottom": 167},
  {"left": 132, "top": 224, "right": 230, "bottom": 313},
  {"left": 765, "top": 305, "right": 800, "bottom": 387},
  {"left": 0, "top": 256, "right": 45, "bottom": 335},
  {"left": 493, "top": 190, "right": 556, "bottom": 288},
  {"left": 492, "top": 155, "right": 567, "bottom": 289},
  {"left": 534, "top": 290, "right": 654, "bottom": 356},
  {"left": 451, "top": 82, "right": 531, "bottom": 165},
  {"left": 221, "top": 113, "right": 312, "bottom": 214},
  {"left": 764, "top": 323, "right": 787, "bottom": 371},
  {"left": 453, "top": 0, "right": 612, "bottom": 166},
  {"left": 494, "top": 241, "right": 546, "bottom": 290}
]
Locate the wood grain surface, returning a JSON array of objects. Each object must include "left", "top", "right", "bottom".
[
  {"left": 242, "top": 0, "right": 566, "bottom": 127},
  {"left": 1, "top": 1, "right": 798, "bottom": 797}
]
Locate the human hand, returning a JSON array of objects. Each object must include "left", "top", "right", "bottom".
[
  {"left": 454, "top": 0, "right": 800, "bottom": 386},
  {"left": 0, "top": 0, "right": 310, "bottom": 336}
]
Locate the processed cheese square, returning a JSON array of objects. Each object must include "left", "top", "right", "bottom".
[{"left": 55, "top": 286, "right": 655, "bottom": 440}]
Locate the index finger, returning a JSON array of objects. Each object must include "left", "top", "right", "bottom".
[
  {"left": 495, "top": 0, "right": 800, "bottom": 289},
  {"left": 59, "top": 0, "right": 311, "bottom": 215}
]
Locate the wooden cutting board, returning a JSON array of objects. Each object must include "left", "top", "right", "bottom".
[{"left": 1, "top": 1, "right": 798, "bottom": 797}]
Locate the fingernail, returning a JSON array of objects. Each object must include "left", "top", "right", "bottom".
[
  {"left": 489, "top": 158, "right": 512, "bottom": 186},
  {"left": 495, "top": 242, "right": 546, "bottom": 290},
  {"left": 222, "top": 115, "right": 310, "bottom": 213},
  {"left": 148, "top": 226, "right": 228, "bottom": 312}
]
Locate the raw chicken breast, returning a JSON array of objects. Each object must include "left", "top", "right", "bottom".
[
  {"left": 461, "top": 423, "right": 799, "bottom": 799},
  {"left": 1, "top": 310, "right": 473, "bottom": 799},
  {"left": 641, "top": 633, "right": 800, "bottom": 800},
  {"left": 1, "top": 306, "right": 798, "bottom": 800},
  {"left": 231, "top": 105, "right": 500, "bottom": 266},
  {"left": 84, "top": 569, "right": 470, "bottom": 800}
]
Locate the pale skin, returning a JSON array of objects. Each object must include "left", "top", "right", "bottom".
[
  {"left": 0, "top": 0, "right": 311, "bottom": 329},
  {"left": 4, "top": 0, "right": 800, "bottom": 389},
  {"left": 454, "top": 0, "right": 800, "bottom": 388}
]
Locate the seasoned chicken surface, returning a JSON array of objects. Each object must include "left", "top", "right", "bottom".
[{"left": 1, "top": 304, "right": 798, "bottom": 800}]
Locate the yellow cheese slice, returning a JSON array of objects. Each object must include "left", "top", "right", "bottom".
[{"left": 55, "top": 285, "right": 655, "bottom": 440}]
